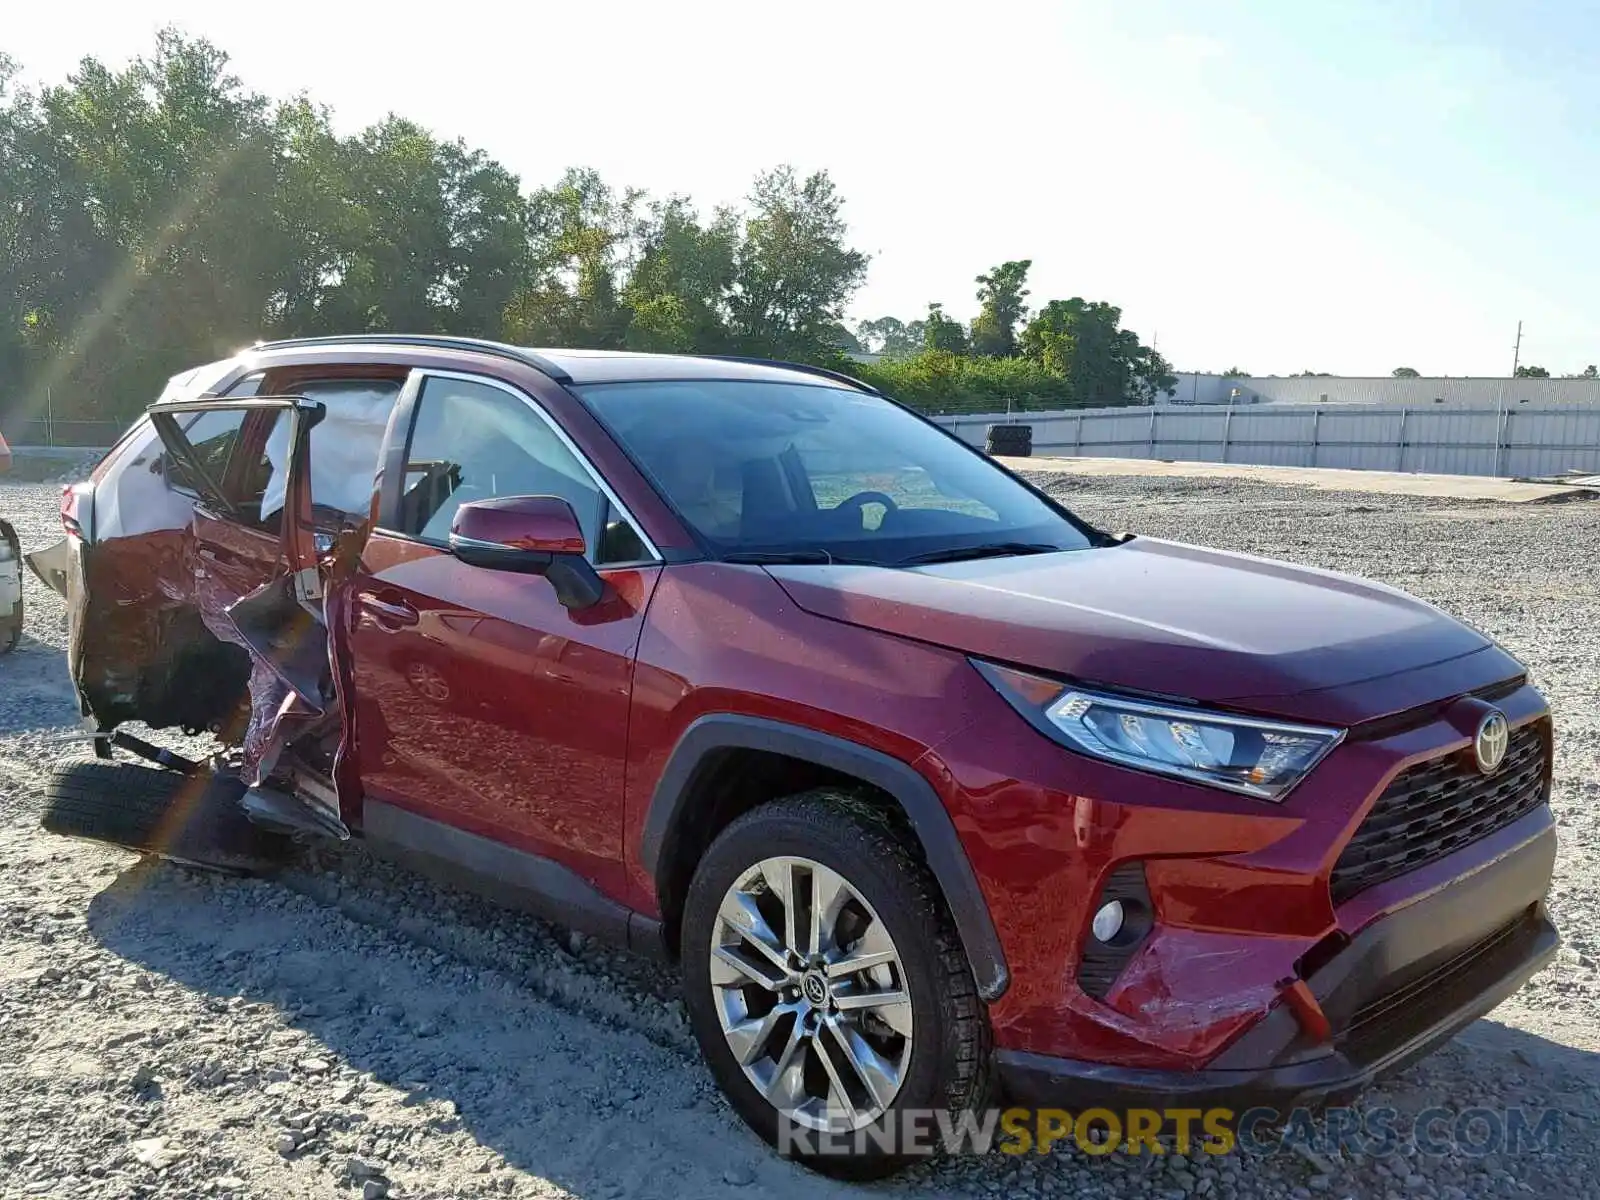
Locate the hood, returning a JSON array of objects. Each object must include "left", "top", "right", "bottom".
[{"left": 766, "top": 538, "right": 1502, "bottom": 721}]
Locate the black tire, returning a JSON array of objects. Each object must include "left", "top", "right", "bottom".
[
  {"left": 40, "top": 760, "right": 294, "bottom": 874},
  {"left": 985, "top": 423, "right": 1033, "bottom": 457},
  {"left": 681, "top": 789, "right": 992, "bottom": 1179}
]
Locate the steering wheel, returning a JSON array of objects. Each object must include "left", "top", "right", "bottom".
[{"left": 835, "top": 490, "right": 900, "bottom": 530}]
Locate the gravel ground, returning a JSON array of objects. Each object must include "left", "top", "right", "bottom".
[{"left": 0, "top": 473, "right": 1596, "bottom": 1200}]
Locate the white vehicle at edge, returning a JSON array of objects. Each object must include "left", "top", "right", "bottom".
[
  {"left": 0, "top": 428, "right": 21, "bottom": 652},
  {"left": 0, "top": 519, "right": 21, "bottom": 653}
]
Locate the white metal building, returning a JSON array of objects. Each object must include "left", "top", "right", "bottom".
[
  {"left": 1161, "top": 373, "right": 1600, "bottom": 408},
  {"left": 939, "top": 402, "right": 1600, "bottom": 479}
]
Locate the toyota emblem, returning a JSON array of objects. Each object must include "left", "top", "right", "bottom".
[{"left": 1474, "top": 710, "right": 1510, "bottom": 775}]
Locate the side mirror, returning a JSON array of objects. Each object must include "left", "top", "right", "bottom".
[{"left": 449, "top": 496, "right": 605, "bottom": 610}]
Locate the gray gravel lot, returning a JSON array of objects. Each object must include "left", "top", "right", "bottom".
[{"left": 0, "top": 473, "right": 1596, "bottom": 1200}]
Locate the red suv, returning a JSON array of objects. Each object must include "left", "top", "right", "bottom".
[{"left": 37, "top": 336, "right": 1557, "bottom": 1174}]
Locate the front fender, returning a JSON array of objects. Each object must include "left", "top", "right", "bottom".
[{"left": 641, "top": 713, "right": 1011, "bottom": 1001}]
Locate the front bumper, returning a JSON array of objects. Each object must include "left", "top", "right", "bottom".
[{"left": 999, "top": 816, "right": 1559, "bottom": 1111}]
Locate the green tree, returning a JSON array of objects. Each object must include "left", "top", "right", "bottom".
[
  {"left": 0, "top": 55, "right": 85, "bottom": 393},
  {"left": 1392, "top": 366, "right": 1420, "bottom": 377},
  {"left": 266, "top": 102, "right": 527, "bottom": 340},
  {"left": 1581, "top": 365, "right": 1598, "bottom": 379},
  {"left": 437, "top": 144, "right": 535, "bottom": 338},
  {"left": 622, "top": 197, "right": 737, "bottom": 353},
  {"left": 1019, "top": 298, "right": 1175, "bottom": 405},
  {"left": 726, "top": 166, "right": 868, "bottom": 361},
  {"left": 821, "top": 321, "right": 862, "bottom": 353},
  {"left": 856, "top": 351, "right": 1084, "bottom": 414},
  {"left": 504, "top": 167, "right": 641, "bottom": 348},
  {"left": 969, "top": 260, "right": 1031, "bottom": 357},
  {"left": 267, "top": 98, "right": 357, "bottom": 335},
  {"left": 0, "top": 31, "right": 1194, "bottom": 433},
  {"left": 1219, "top": 366, "right": 1249, "bottom": 377},
  {"left": 922, "top": 303, "right": 969, "bottom": 354},
  {"left": 856, "top": 316, "right": 922, "bottom": 357},
  {"left": 7, "top": 31, "right": 288, "bottom": 418},
  {"left": 317, "top": 117, "right": 460, "bottom": 333},
  {"left": 1515, "top": 364, "right": 1550, "bottom": 378}
]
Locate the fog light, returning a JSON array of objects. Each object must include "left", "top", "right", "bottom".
[{"left": 1091, "top": 900, "right": 1125, "bottom": 943}]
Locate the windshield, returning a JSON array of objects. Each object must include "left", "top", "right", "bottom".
[{"left": 575, "top": 380, "right": 1094, "bottom": 563}]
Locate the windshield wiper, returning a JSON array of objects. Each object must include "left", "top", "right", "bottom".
[
  {"left": 893, "top": 542, "right": 1061, "bottom": 567},
  {"left": 722, "top": 543, "right": 1060, "bottom": 568},
  {"left": 721, "top": 550, "right": 878, "bottom": 566}
]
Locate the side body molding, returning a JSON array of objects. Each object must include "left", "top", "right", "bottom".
[
  {"left": 640, "top": 714, "right": 1010, "bottom": 1001},
  {"left": 364, "top": 799, "right": 667, "bottom": 958}
]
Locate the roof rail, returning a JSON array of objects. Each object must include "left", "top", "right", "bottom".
[
  {"left": 703, "top": 355, "right": 881, "bottom": 395},
  {"left": 249, "top": 334, "right": 572, "bottom": 383}
]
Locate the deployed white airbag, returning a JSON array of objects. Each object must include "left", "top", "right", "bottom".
[{"left": 260, "top": 381, "right": 396, "bottom": 521}]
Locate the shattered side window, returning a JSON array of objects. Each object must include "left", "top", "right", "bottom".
[
  {"left": 166, "top": 408, "right": 248, "bottom": 496},
  {"left": 152, "top": 372, "right": 262, "bottom": 488}
]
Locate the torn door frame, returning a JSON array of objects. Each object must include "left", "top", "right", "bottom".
[{"left": 148, "top": 394, "right": 370, "bottom": 838}]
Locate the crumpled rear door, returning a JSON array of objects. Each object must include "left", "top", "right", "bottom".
[
  {"left": 148, "top": 396, "right": 365, "bottom": 827},
  {"left": 148, "top": 396, "right": 326, "bottom": 591}
]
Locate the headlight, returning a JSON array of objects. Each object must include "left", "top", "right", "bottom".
[{"left": 975, "top": 662, "right": 1343, "bottom": 801}]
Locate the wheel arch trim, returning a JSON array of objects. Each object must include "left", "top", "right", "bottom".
[{"left": 639, "top": 713, "right": 1010, "bottom": 1001}]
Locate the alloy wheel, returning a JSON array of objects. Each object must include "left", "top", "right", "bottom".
[{"left": 709, "top": 855, "right": 914, "bottom": 1131}]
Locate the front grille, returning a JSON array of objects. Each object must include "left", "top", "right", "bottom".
[{"left": 1331, "top": 722, "right": 1548, "bottom": 904}]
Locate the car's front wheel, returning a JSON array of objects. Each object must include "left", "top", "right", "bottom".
[{"left": 681, "top": 789, "right": 991, "bottom": 1178}]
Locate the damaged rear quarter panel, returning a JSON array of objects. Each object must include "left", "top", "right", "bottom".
[
  {"left": 68, "top": 418, "right": 231, "bottom": 729},
  {"left": 71, "top": 526, "right": 212, "bottom": 727},
  {"left": 66, "top": 362, "right": 269, "bottom": 734}
]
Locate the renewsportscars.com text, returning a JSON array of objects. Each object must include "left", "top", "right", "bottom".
[{"left": 777, "top": 1106, "right": 1565, "bottom": 1159}]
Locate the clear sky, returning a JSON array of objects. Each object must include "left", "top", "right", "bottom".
[{"left": 7, "top": 0, "right": 1598, "bottom": 376}]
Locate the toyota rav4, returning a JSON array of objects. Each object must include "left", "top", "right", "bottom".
[{"left": 31, "top": 336, "right": 1558, "bottom": 1175}]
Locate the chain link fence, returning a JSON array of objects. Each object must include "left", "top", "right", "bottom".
[{"left": 0, "top": 417, "right": 127, "bottom": 448}]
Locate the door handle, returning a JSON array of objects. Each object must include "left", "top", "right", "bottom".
[{"left": 359, "top": 593, "right": 419, "bottom": 630}]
